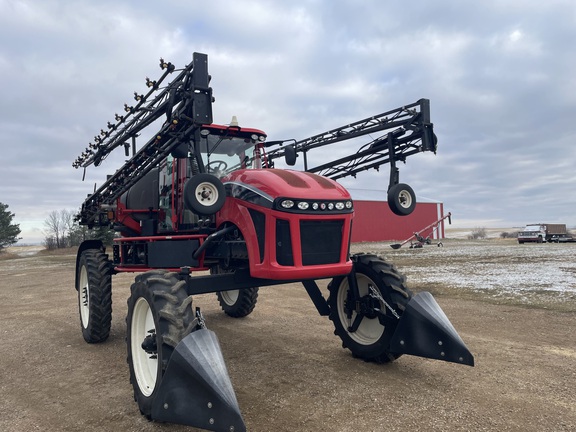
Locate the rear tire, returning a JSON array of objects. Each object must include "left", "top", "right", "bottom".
[
  {"left": 76, "top": 249, "right": 112, "bottom": 343},
  {"left": 126, "top": 271, "right": 196, "bottom": 417},
  {"left": 328, "top": 254, "right": 412, "bottom": 363},
  {"left": 212, "top": 266, "right": 259, "bottom": 317},
  {"left": 217, "top": 289, "right": 259, "bottom": 318}
]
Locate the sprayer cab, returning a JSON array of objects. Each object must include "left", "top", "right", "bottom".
[{"left": 112, "top": 122, "right": 268, "bottom": 237}]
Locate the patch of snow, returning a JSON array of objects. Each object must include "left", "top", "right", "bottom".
[{"left": 402, "top": 243, "right": 576, "bottom": 294}]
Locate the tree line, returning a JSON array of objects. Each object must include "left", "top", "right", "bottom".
[
  {"left": 43, "top": 209, "right": 114, "bottom": 249},
  {"left": 0, "top": 202, "right": 113, "bottom": 251}
]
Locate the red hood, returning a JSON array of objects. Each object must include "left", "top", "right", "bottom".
[{"left": 223, "top": 169, "right": 350, "bottom": 200}]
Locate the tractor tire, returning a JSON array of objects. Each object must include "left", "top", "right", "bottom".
[
  {"left": 328, "top": 254, "right": 412, "bottom": 363},
  {"left": 388, "top": 183, "right": 416, "bottom": 216},
  {"left": 76, "top": 249, "right": 112, "bottom": 343},
  {"left": 217, "top": 288, "right": 259, "bottom": 318},
  {"left": 126, "top": 270, "right": 196, "bottom": 418},
  {"left": 211, "top": 266, "right": 259, "bottom": 317}
]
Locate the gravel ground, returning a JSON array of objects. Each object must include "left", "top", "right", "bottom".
[{"left": 1, "top": 240, "right": 575, "bottom": 431}]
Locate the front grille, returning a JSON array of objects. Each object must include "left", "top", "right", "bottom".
[
  {"left": 300, "top": 220, "right": 343, "bottom": 265},
  {"left": 248, "top": 209, "right": 266, "bottom": 263},
  {"left": 276, "top": 219, "right": 294, "bottom": 266}
]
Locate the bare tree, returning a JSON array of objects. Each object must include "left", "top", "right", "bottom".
[
  {"left": 43, "top": 209, "right": 76, "bottom": 249},
  {"left": 44, "top": 211, "right": 63, "bottom": 249},
  {"left": 61, "top": 209, "right": 75, "bottom": 241},
  {"left": 468, "top": 227, "right": 487, "bottom": 240},
  {"left": 43, "top": 209, "right": 114, "bottom": 249}
]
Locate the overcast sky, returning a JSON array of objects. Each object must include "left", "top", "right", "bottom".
[{"left": 1, "top": 0, "right": 575, "bottom": 244}]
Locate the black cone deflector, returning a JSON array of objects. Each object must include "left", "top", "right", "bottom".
[
  {"left": 150, "top": 328, "right": 246, "bottom": 432},
  {"left": 389, "top": 292, "right": 474, "bottom": 366}
]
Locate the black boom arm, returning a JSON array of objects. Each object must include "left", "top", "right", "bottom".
[
  {"left": 266, "top": 99, "right": 436, "bottom": 181},
  {"left": 73, "top": 53, "right": 214, "bottom": 226}
]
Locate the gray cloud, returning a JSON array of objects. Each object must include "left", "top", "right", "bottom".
[{"left": 1, "top": 0, "right": 575, "bottom": 243}]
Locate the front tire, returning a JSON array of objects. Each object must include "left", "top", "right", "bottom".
[
  {"left": 328, "top": 254, "right": 412, "bottom": 363},
  {"left": 76, "top": 249, "right": 112, "bottom": 343},
  {"left": 126, "top": 271, "right": 196, "bottom": 417}
]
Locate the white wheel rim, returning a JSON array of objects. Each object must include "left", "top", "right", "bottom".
[
  {"left": 221, "top": 289, "right": 239, "bottom": 306},
  {"left": 336, "top": 275, "right": 385, "bottom": 345},
  {"left": 398, "top": 190, "right": 413, "bottom": 209},
  {"left": 79, "top": 265, "right": 89, "bottom": 328},
  {"left": 131, "top": 297, "right": 157, "bottom": 397},
  {"left": 195, "top": 182, "right": 219, "bottom": 206}
]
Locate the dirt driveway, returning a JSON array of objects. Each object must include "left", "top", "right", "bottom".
[{"left": 0, "top": 244, "right": 575, "bottom": 431}]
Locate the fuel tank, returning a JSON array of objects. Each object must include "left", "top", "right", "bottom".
[{"left": 119, "top": 168, "right": 159, "bottom": 217}]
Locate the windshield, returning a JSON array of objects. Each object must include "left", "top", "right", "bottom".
[
  {"left": 198, "top": 127, "right": 266, "bottom": 176},
  {"left": 524, "top": 226, "right": 542, "bottom": 232},
  {"left": 200, "top": 135, "right": 256, "bottom": 176}
]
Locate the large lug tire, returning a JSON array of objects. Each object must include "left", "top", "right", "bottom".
[
  {"left": 183, "top": 173, "right": 226, "bottom": 215},
  {"left": 211, "top": 266, "right": 259, "bottom": 318},
  {"left": 126, "top": 270, "right": 196, "bottom": 417},
  {"left": 328, "top": 254, "right": 413, "bottom": 363},
  {"left": 217, "top": 288, "right": 259, "bottom": 318},
  {"left": 388, "top": 183, "right": 416, "bottom": 216},
  {"left": 76, "top": 249, "right": 112, "bottom": 343}
]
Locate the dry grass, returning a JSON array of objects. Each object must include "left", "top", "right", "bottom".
[
  {"left": 0, "top": 250, "right": 19, "bottom": 260},
  {"left": 37, "top": 246, "right": 78, "bottom": 256}
]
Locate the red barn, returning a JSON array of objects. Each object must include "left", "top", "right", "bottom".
[{"left": 349, "top": 189, "right": 446, "bottom": 243}]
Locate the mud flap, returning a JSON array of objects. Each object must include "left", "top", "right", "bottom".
[
  {"left": 150, "top": 328, "right": 246, "bottom": 432},
  {"left": 389, "top": 292, "right": 474, "bottom": 366}
]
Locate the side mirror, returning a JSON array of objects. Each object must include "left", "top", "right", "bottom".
[{"left": 284, "top": 144, "right": 297, "bottom": 166}]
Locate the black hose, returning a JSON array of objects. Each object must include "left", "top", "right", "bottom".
[{"left": 192, "top": 225, "right": 235, "bottom": 259}]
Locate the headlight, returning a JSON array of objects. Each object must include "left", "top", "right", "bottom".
[{"left": 275, "top": 198, "right": 353, "bottom": 213}]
